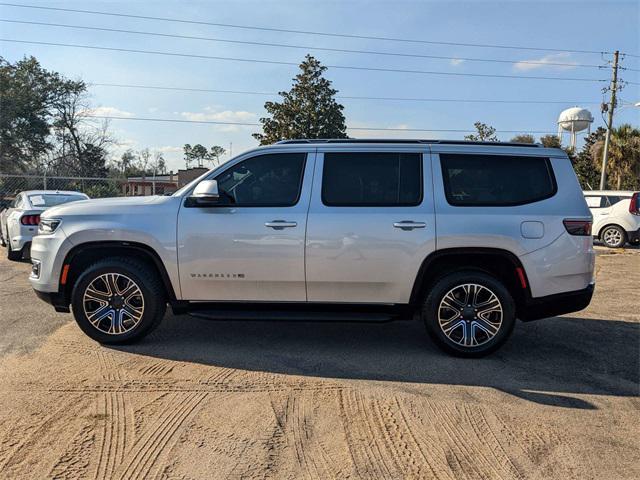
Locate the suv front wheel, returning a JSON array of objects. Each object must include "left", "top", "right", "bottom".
[
  {"left": 71, "top": 257, "right": 166, "bottom": 344},
  {"left": 423, "top": 271, "right": 516, "bottom": 357}
]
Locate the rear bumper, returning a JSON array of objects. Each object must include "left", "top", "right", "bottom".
[
  {"left": 518, "top": 283, "right": 594, "bottom": 321},
  {"left": 627, "top": 228, "right": 640, "bottom": 244},
  {"left": 33, "top": 288, "right": 70, "bottom": 313}
]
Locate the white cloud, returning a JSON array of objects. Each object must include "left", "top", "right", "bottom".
[
  {"left": 157, "top": 145, "right": 183, "bottom": 153},
  {"left": 87, "top": 106, "right": 135, "bottom": 117},
  {"left": 513, "top": 52, "right": 577, "bottom": 71},
  {"left": 180, "top": 107, "right": 259, "bottom": 132},
  {"left": 450, "top": 58, "right": 465, "bottom": 66},
  {"left": 147, "top": 107, "right": 159, "bottom": 113}
]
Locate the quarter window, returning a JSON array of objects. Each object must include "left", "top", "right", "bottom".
[
  {"left": 214, "top": 153, "right": 306, "bottom": 207},
  {"left": 440, "top": 154, "right": 556, "bottom": 206},
  {"left": 322, "top": 152, "right": 422, "bottom": 206}
]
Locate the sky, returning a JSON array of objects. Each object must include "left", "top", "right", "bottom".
[{"left": 1, "top": 0, "right": 639, "bottom": 173}]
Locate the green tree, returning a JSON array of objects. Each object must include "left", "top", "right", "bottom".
[
  {"left": 0, "top": 56, "right": 86, "bottom": 173},
  {"left": 539, "top": 134, "right": 562, "bottom": 148},
  {"left": 253, "top": 55, "right": 347, "bottom": 145},
  {"left": 464, "top": 122, "right": 498, "bottom": 142},
  {"left": 573, "top": 128, "right": 604, "bottom": 190},
  {"left": 510, "top": 134, "right": 536, "bottom": 144},
  {"left": 590, "top": 124, "right": 640, "bottom": 190},
  {"left": 209, "top": 145, "right": 226, "bottom": 166},
  {"left": 184, "top": 144, "right": 225, "bottom": 168}
]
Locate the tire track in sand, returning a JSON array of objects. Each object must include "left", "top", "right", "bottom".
[
  {"left": 93, "top": 349, "right": 134, "bottom": 480},
  {"left": 113, "top": 391, "right": 208, "bottom": 480},
  {"left": 338, "top": 390, "right": 398, "bottom": 479}
]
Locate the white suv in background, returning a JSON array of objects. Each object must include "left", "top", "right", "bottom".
[
  {"left": 28, "top": 140, "right": 595, "bottom": 357},
  {"left": 584, "top": 190, "right": 640, "bottom": 248}
]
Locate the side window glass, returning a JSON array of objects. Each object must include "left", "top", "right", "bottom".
[
  {"left": 606, "top": 195, "right": 624, "bottom": 206},
  {"left": 214, "top": 153, "right": 306, "bottom": 207},
  {"left": 440, "top": 154, "right": 556, "bottom": 206},
  {"left": 322, "top": 152, "right": 422, "bottom": 206}
]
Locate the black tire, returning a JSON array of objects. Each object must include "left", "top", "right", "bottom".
[
  {"left": 0, "top": 228, "right": 5, "bottom": 247},
  {"left": 7, "top": 241, "right": 22, "bottom": 261},
  {"left": 71, "top": 257, "right": 166, "bottom": 344},
  {"left": 601, "top": 225, "right": 626, "bottom": 248},
  {"left": 422, "top": 270, "right": 516, "bottom": 357}
]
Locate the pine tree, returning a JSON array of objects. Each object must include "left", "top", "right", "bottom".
[{"left": 253, "top": 55, "right": 348, "bottom": 145}]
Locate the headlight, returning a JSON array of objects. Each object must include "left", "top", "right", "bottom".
[{"left": 38, "top": 218, "right": 61, "bottom": 234}]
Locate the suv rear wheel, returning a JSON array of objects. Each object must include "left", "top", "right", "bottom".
[
  {"left": 601, "top": 225, "right": 626, "bottom": 248},
  {"left": 71, "top": 257, "right": 166, "bottom": 344},
  {"left": 423, "top": 271, "right": 516, "bottom": 357}
]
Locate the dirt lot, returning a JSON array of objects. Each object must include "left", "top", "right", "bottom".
[{"left": 0, "top": 249, "right": 638, "bottom": 479}]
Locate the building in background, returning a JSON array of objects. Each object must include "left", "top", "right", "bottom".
[{"left": 123, "top": 167, "right": 210, "bottom": 196}]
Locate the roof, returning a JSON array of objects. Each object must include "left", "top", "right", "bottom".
[{"left": 275, "top": 139, "right": 543, "bottom": 148}]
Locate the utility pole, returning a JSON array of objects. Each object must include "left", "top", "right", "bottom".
[{"left": 599, "top": 50, "right": 619, "bottom": 190}]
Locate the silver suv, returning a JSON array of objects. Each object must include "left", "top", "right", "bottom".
[{"left": 29, "top": 140, "right": 595, "bottom": 356}]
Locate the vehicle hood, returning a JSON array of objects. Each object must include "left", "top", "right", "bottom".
[{"left": 42, "top": 195, "right": 174, "bottom": 218}]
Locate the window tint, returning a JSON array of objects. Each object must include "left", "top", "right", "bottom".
[
  {"left": 440, "top": 154, "right": 556, "bottom": 206},
  {"left": 214, "top": 153, "right": 306, "bottom": 206},
  {"left": 585, "top": 196, "right": 606, "bottom": 208},
  {"left": 322, "top": 152, "right": 422, "bottom": 206},
  {"left": 606, "top": 195, "right": 629, "bottom": 206}
]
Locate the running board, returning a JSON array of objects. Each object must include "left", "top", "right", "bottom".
[{"left": 188, "top": 310, "right": 399, "bottom": 323}]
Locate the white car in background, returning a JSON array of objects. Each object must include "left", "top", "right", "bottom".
[
  {"left": 584, "top": 190, "right": 640, "bottom": 248},
  {"left": 0, "top": 190, "right": 89, "bottom": 260}
]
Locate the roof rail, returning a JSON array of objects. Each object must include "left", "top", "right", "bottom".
[{"left": 274, "top": 139, "right": 543, "bottom": 147}]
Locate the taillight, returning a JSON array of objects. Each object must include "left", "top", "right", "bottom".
[
  {"left": 563, "top": 219, "right": 592, "bottom": 236},
  {"left": 630, "top": 193, "right": 640, "bottom": 216},
  {"left": 20, "top": 214, "right": 40, "bottom": 225}
]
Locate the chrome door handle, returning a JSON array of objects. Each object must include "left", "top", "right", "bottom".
[
  {"left": 393, "top": 221, "right": 426, "bottom": 230},
  {"left": 265, "top": 220, "right": 297, "bottom": 229}
]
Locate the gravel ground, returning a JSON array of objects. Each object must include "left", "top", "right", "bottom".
[{"left": 0, "top": 248, "right": 638, "bottom": 479}]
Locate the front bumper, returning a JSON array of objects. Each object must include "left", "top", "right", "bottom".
[
  {"left": 518, "top": 283, "right": 594, "bottom": 321},
  {"left": 28, "top": 227, "right": 73, "bottom": 293}
]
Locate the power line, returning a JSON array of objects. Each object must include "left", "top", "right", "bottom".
[
  {"left": 92, "top": 82, "right": 601, "bottom": 105},
  {"left": 0, "top": 19, "right": 607, "bottom": 69},
  {"left": 87, "top": 115, "right": 556, "bottom": 134},
  {"left": 0, "top": 2, "right": 611, "bottom": 55},
  {"left": 0, "top": 38, "right": 608, "bottom": 83}
]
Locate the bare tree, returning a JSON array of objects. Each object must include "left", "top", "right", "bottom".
[{"left": 49, "top": 89, "right": 114, "bottom": 177}]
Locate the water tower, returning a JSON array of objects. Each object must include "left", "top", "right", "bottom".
[{"left": 557, "top": 107, "right": 594, "bottom": 149}]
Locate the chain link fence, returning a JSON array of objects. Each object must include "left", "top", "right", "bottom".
[{"left": 0, "top": 173, "right": 128, "bottom": 208}]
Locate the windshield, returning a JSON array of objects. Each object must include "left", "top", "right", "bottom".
[{"left": 28, "top": 194, "right": 87, "bottom": 208}]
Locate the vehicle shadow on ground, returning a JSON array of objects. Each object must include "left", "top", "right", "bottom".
[{"left": 111, "top": 314, "right": 639, "bottom": 409}]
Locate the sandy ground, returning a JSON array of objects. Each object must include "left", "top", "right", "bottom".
[{"left": 0, "top": 248, "right": 638, "bottom": 479}]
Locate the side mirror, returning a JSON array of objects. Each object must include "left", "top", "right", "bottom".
[{"left": 189, "top": 179, "right": 220, "bottom": 206}]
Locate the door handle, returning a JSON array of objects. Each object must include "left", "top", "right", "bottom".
[
  {"left": 265, "top": 220, "right": 297, "bottom": 229},
  {"left": 393, "top": 221, "right": 426, "bottom": 230}
]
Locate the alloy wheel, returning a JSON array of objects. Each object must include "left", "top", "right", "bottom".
[
  {"left": 82, "top": 273, "right": 145, "bottom": 335},
  {"left": 438, "top": 283, "right": 503, "bottom": 347},
  {"left": 603, "top": 227, "right": 623, "bottom": 247}
]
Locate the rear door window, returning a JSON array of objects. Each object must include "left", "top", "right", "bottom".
[
  {"left": 440, "top": 154, "right": 556, "bottom": 206},
  {"left": 322, "top": 152, "right": 422, "bottom": 206}
]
